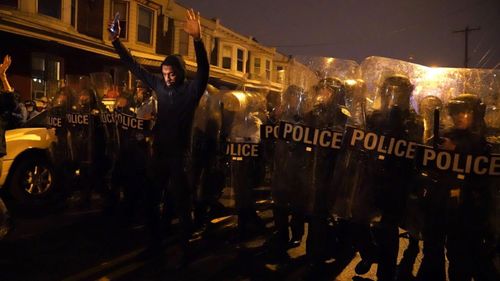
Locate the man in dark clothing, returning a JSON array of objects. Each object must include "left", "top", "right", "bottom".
[
  {"left": 108, "top": 9, "right": 209, "bottom": 259},
  {"left": 0, "top": 54, "right": 15, "bottom": 240}
]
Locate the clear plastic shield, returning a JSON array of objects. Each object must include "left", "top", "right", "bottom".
[
  {"left": 47, "top": 86, "right": 75, "bottom": 166},
  {"left": 111, "top": 85, "right": 155, "bottom": 209},
  {"left": 193, "top": 86, "right": 222, "bottom": 140},
  {"left": 221, "top": 90, "right": 266, "bottom": 210},
  {"left": 344, "top": 79, "right": 368, "bottom": 129},
  {"left": 259, "top": 91, "right": 282, "bottom": 187},
  {"left": 271, "top": 84, "right": 312, "bottom": 212},
  {"left": 272, "top": 57, "right": 357, "bottom": 216},
  {"left": 67, "top": 78, "right": 96, "bottom": 166},
  {"left": 413, "top": 67, "right": 500, "bottom": 272},
  {"left": 90, "top": 72, "right": 113, "bottom": 100},
  {"left": 114, "top": 85, "right": 155, "bottom": 149},
  {"left": 331, "top": 57, "right": 425, "bottom": 229},
  {"left": 191, "top": 86, "right": 225, "bottom": 208}
]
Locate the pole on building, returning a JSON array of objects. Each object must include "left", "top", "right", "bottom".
[{"left": 453, "top": 25, "right": 481, "bottom": 68}]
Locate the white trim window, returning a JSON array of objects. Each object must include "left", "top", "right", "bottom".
[
  {"left": 38, "top": 0, "right": 61, "bottom": 19},
  {"left": 0, "top": 0, "right": 18, "bottom": 8},
  {"left": 276, "top": 65, "right": 285, "bottom": 83},
  {"left": 222, "top": 45, "right": 232, "bottom": 70},
  {"left": 31, "top": 53, "right": 62, "bottom": 99},
  {"left": 265, "top": 59, "right": 271, "bottom": 80},
  {"left": 112, "top": 0, "right": 129, "bottom": 40},
  {"left": 236, "top": 48, "right": 245, "bottom": 72},
  {"left": 178, "top": 29, "right": 189, "bottom": 56},
  {"left": 254, "top": 57, "right": 261, "bottom": 77},
  {"left": 137, "top": 4, "right": 154, "bottom": 45},
  {"left": 70, "top": 0, "right": 76, "bottom": 27}
]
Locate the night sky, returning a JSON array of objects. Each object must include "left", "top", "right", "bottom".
[{"left": 177, "top": 0, "right": 500, "bottom": 69}]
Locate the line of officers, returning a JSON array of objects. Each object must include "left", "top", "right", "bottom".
[
  {"left": 45, "top": 72, "right": 498, "bottom": 281},
  {"left": 212, "top": 74, "right": 498, "bottom": 281}
]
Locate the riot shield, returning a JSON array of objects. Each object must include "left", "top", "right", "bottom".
[
  {"left": 271, "top": 84, "right": 313, "bottom": 214},
  {"left": 67, "top": 76, "right": 96, "bottom": 166},
  {"left": 282, "top": 57, "right": 357, "bottom": 216},
  {"left": 111, "top": 83, "right": 155, "bottom": 213},
  {"left": 47, "top": 85, "right": 73, "bottom": 159},
  {"left": 191, "top": 86, "right": 225, "bottom": 223},
  {"left": 221, "top": 90, "right": 266, "bottom": 218},
  {"left": 259, "top": 91, "right": 281, "bottom": 188},
  {"left": 90, "top": 72, "right": 113, "bottom": 101},
  {"left": 66, "top": 74, "right": 114, "bottom": 206},
  {"left": 90, "top": 72, "right": 118, "bottom": 168},
  {"left": 412, "top": 67, "right": 500, "bottom": 280},
  {"left": 332, "top": 57, "right": 425, "bottom": 225}
]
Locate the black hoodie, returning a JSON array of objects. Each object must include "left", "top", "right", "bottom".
[
  {"left": 0, "top": 92, "right": 16, "bottom": 157},
  {"left": 112, "top": 39, "right": 209, "bottom": 156}
]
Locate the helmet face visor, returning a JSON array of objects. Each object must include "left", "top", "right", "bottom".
[
  {"left": 451, "top": 110, "right": 474, "bottom": 130},
  {"left": 282, "top": 86, "right": 309, "bottom": 119},
  {"left": 381, "top": 84, "right": 411, "bottom": 110}
]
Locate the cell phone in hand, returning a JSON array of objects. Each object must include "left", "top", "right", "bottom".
[{"left": 108, "top": 12, "right": 120, "bottom": 34}]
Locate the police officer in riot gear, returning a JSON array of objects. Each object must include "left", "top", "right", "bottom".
[
  {"left": 111, "top": 89, "right": 140, "bottom": 215},
  {"left": 396, "top": 95, "right": 444, "bottom": 280},
  {"left": 267, "top": 85, "right": 308, "bottom": 263},
  {"left": 330, "top": 79, "right": 380, "bottom": 276},
  {"left": 191, "top": 86, "right": 226, "bottom": 232},
  {"left": 134, "top": 80, "right": 157, "bottom": 120},
  {"left": 48, "top": 86, "right": 74, "bottom": 199},
  {"left": 303, "top": 77, "right": 350, "bottom": 277},
  {"left": 69, "top": 86, "right": 108, "bottom": 208},
  {"left": 223, "top": 90, "right": 267, "bottom": 240},
  {"left": 365, "top": 75, "right": 423, "bottom": 281},
  {"left": 417, "top": 93, "right": 498, "bottom": 281}
]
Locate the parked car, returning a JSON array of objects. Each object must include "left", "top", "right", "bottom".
[{"left": 0, "top": 111, "right": 57, "bottom": 208}]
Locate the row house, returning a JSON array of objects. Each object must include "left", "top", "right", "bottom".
[{"left": 0, "top": 0, "right": 310, "bottom": 103}]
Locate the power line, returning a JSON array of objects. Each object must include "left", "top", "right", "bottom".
[{"left": 453, "top": 25, "right": 481, "bottom": 67}]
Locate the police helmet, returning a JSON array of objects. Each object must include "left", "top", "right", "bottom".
[
  {"left": 380, "top": 74, "right": 414, "bottom": 110},
  {"left": 135, "top": 80, "right": 152, "bottom": 98},
  {"left": 314, "top": 77, "right": 346, "bottom": 107},
  {"left": 447, "top": 93, "right": 484, "bottom": 116}
]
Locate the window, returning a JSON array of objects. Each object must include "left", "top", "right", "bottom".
[
  {"left": 178, "top": 30, "right": 189, "bottom": 55},
  {"left": 70, "top": 0, "right": 76, "bottom": 27},
  {"left": 276, "top": 66, "right": 285, "bottom": 83},
  {"left": 222, "top": 45, "right": 232, "bottom": 69},
  {"left": 112, "top": 1, "right": 128, "bottom": 39},
  {"left": 210, "top": 37, "right": 219, "bottom": 66},
  {"left": 265, "top": 59, "right": 271, "bottom": 80},
  {"left": 246, "top": 52, "right": 251, "bottom": 73},
  {"left": 0, "top": 0, "right": 18, "bottom": 8},
  {"left": 31, "top": 53, "right": 62, "bottom": 99},
  {"left": 254, "top": 58, "right": 261, "bottom": 76},
  {"left": 137, "top": 5, "right": 153, "bottom": 44},
  {"left": 38, "top": 0, "right": 61, "bottom": 19},
  {"left": 237, "top": 49, "right": 244, "bottom": 72}
]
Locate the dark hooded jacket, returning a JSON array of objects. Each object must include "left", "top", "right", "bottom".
[
  {"left": 112, "top": 39, "right": 209, "bottom": 156},
  {"left": 0, "top": 92, "right": 16, "bottom": 157}
]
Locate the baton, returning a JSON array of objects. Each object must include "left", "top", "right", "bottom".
[{"left": 433, "top": 108, "right": 440, "bottom": 148}]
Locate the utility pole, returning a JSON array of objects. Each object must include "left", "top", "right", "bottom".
[{"left": 453, "top": 25, "right": 481, "bottom": 68}]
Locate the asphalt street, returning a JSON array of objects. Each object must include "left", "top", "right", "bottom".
[{"left": 0, "top": 189, "right": 425, "bottom": 281}]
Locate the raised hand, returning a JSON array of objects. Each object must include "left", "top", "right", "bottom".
[
  {"left": 184, "top": 8, "right": 201, "bottom": 40},
  {"left": 0, "top": 55, "right": 12, "bottom": 76},
  {"left": 107, "top": 17, "right": 121, "bottom": 41}
]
